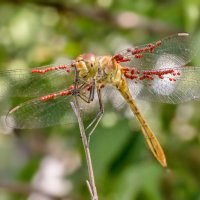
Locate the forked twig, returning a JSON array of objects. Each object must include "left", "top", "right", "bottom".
[{"left": 70, "top": 100, "right": 98, "bottom": 200}]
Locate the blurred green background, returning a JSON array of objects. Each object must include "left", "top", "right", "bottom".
[{"left": 0, "top": 0, "right": 200, "bottom": 200}]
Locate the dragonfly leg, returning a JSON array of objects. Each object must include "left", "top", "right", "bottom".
[
  {"left": 78, "top": 79, "right": 96, "bottom": 103},
  {"left": 73, "top": 67, "right": 103, "bottom": 142},
  {"left": 88, "top": 79, "right": 95, "bottom": 101},
  {"left": 73, "top": 65, "right": 95, "bottom": 102},
  {"left": 86, "top": 87, "right": 104, "bottom": 144}
]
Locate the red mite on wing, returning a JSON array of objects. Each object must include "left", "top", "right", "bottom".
[
  {"left": 122, "top": 67, "right": 181, "bottom": 82},
  {"left": 114, "top": 39, "right": 162, "bottom": 63},
  {"left": 31, "top": 64, "right": 71, "bottom": 74}
]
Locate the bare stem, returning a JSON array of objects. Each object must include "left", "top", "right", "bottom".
[{"left": 71, "top": 100, "right": 98, "bottom": 200}]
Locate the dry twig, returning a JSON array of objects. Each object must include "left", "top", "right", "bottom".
[{"left": 71, "top": 99, "right": 98, "bottom": 200}]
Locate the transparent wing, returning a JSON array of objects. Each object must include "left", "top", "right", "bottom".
[
  {"left": 124, "top": 52, "right": 200, "bottom": 103},
  {"left": 5, "top": 85, "right": 116, "bottom": 129},
  {"left": 116, "top": 33, "right": 199, "bottom": 67},
  {"left": 0, "top": 63, "right": 74, "bottom": 98},
  {"left": 102, "top": 85, "right": 126, "bottom": 109}
]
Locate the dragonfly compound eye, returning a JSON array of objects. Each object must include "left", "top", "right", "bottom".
[
  {"left": 80, "top": 53, "right": 96, "bottom": 70},
  {"left": 81, "top": 53, "right": 95, "bottom": 62}
]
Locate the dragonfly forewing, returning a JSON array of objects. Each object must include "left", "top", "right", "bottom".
[
  {"left": 116, "top": 33, "right": 200, "bottom": 67},
  {"left": 0, "top": 63, "right": 74, "bottom": 98}
]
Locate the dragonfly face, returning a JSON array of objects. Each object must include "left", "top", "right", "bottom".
[{"left": 75, "top": 53, "right": 98, "bottom": 80}]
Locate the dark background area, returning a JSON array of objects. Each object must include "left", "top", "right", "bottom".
[{"left": 0, "top": 0, "right": 200, "bottom": 200}]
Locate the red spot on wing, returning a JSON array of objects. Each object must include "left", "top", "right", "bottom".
[
  {"left": 113, "top": 54, "right": 131, "bottom": 63},
  {"left": 120, "top": 39, "right": 163, "bottom": 62},
  {"left": 134, "top": 54, "right": 143, "bottom": 59},
  {"left": 40, "top": 93, "right": 57, "bottom": 102},
  {"left": 39, "top": 84, "right": 76, "bottom": 102},
  {"left": 32, "top": 64, "right": 70, "bottom": 74},
  {"left": 122, "top": 66, "right": 180, "bottom": 83}
]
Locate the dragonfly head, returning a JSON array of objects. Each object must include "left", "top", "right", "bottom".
[{"left": 75, "top": 53, "right": 97, "bottom": 78}]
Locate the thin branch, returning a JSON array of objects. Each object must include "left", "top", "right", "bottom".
[{"left": 71, "top": 100, "right": 98, "bottom": 200}]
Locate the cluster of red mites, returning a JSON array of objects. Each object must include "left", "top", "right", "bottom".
[
  {"left": 40, "top": 93, "right": 57, "bottom": 101},
  {"left": 128, "top": 40, "right": 161, "bottom": 55},
  {"left": 113, "top": 54, "right": 131, "bottom": 63},
  {"left": 40, "top": 85, "right": 75, "bottom": 102},
  {"left": 32, "top": 64, "right": 70, "bottom": 74},
  {"left": 123, "top": 67, "right": 181, "bottom": 82},
  {"left": 123, "top": 67, "right": 140, "bottom": 80},
  {"left": 59, "top": 90, "right": 71, "bottom": 96},
  {"left": 114, "top": 40, "right": 162, "bottom": 63},
  {"left": 134, "top": 54, "right": 143, "bottom": 59}
]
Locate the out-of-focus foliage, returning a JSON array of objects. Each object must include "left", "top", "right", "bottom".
[{"left": 0, "top": 0, "right": 200, "bottom": 200}]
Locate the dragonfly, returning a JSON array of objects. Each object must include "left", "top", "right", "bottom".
[{"left": 1, "top": 32, "right": 200, "bottom": 167}]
